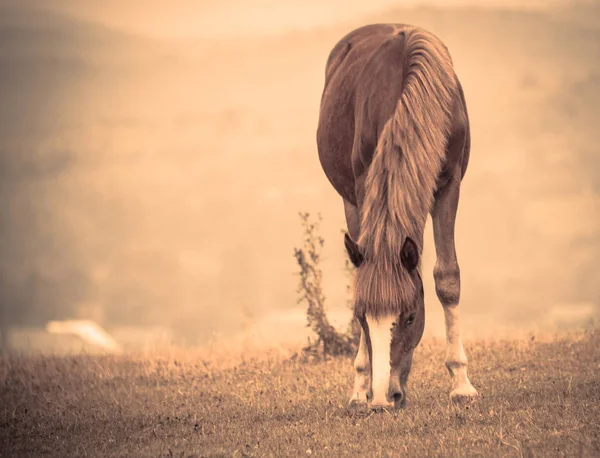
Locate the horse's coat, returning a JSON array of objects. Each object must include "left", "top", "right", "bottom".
[{"left": 317, "top": 24, "right": 477, "bottom": 408}]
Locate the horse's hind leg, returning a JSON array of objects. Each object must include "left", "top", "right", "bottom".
[
  {"left": 431, "top": 171, "right": 478, "bottom": 402},
  {"left": 344, "top": 199, "right": 371, "bottom": 406}
]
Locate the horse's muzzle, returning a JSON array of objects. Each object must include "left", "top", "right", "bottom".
[{"left": 369, "top": 391, "right": 404, "bottom": 411}]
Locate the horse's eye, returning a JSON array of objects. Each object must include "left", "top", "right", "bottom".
[{"left": 405, "top": 313, "right": 416, "bottom": 328}]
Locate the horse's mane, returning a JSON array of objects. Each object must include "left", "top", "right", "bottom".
[{"left": 355, "top": 27, "right": 458, "bottom": 317}]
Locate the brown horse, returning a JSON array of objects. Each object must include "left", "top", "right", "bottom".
[{"left": 317, "top": 24, "right": 478, "bottom": 409}]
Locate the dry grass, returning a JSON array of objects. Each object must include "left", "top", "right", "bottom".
[{"left": 1, "top": 330, "right": 599, "bottom": 457}]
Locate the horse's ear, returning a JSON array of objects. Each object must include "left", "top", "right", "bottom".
[
  {"left": 344, "top": 233, "right": 364, "bottom": 268},
  {"left": 400, "top": 237, "right": 419, "bottom": 272}
]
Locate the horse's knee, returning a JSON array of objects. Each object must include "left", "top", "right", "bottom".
[
  {"left": 434, "top": 262, "right": 460, "bottom": 306},
  {"left": 354, "top": 355, "right": 370, "bottom": 374}
]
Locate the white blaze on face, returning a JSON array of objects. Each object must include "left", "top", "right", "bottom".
[{"left": 366, "top": 314, "right": 396, "bottom": 407}]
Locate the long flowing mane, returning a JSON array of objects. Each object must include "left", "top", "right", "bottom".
[{"left": 354, "top": 27, "right": 458, "bottom": 317}]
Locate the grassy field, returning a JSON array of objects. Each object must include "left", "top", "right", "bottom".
[{"left": 1, "top": 330, "right": 599, "bottom": 457}]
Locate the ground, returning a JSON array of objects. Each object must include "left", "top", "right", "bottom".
[{"left": 1, "top": 330, "right": 599, "bottom": 457}]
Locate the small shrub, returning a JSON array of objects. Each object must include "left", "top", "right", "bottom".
[{"left": 294, "top": 212, "right": 357, "bottom": 358}]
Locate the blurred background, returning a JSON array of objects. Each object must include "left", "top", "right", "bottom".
[{"left": 1, "top": 0, "right": 598, "bottom": 353}]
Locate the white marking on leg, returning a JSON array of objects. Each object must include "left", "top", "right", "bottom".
[
  {"left": 366, "top": 314, "right": 396, "bottom": 407},
  {"left": 349, "top": 327, "right": 370, "bottom": 405},
  {"left": 444, "top": 306, "right": 477, "bottom": 398}
]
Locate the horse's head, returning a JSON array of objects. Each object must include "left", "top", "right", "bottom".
[{"left": 345, "top": 232, "right": 425, "bottom": 409}]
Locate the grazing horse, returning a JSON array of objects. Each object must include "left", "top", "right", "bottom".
[{"left": 317, "top": 24, "right": 478, "bottom": 409}]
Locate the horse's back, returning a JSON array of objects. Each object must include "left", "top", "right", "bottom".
[
  {"left": 317, "top": 24, "right": 469, "bottom": 204},
  {"left": 323, "top": 24, "right": 397, "bottom": 81}
]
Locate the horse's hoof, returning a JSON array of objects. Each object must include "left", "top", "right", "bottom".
[
  {"left": 348, "top": 393, "right": 369, "bottom": 408},
  {"left": 450, "top": 385, "right": 478, "bottom": 405}
]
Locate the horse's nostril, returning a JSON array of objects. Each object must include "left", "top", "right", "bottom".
[{"left": 392, "top": 391, "right": 405, "bottom": 408}]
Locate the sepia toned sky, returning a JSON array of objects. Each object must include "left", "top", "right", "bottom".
[
  {"left": 1, "top": 0, "right": 598, "bottom": 348},
  {"left": 7, "top": 0, "right": 585, "bottom": 39}
]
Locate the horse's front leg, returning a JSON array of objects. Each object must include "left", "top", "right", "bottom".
[
  {"left": 343, "top": 199, "right": 372, "bottom": 406},
  {"left": 349, "top": 325, "right": 371, "bottom": 405},
  {"left": 431, "top": 170, "right": 478, "bottom": 402}
]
